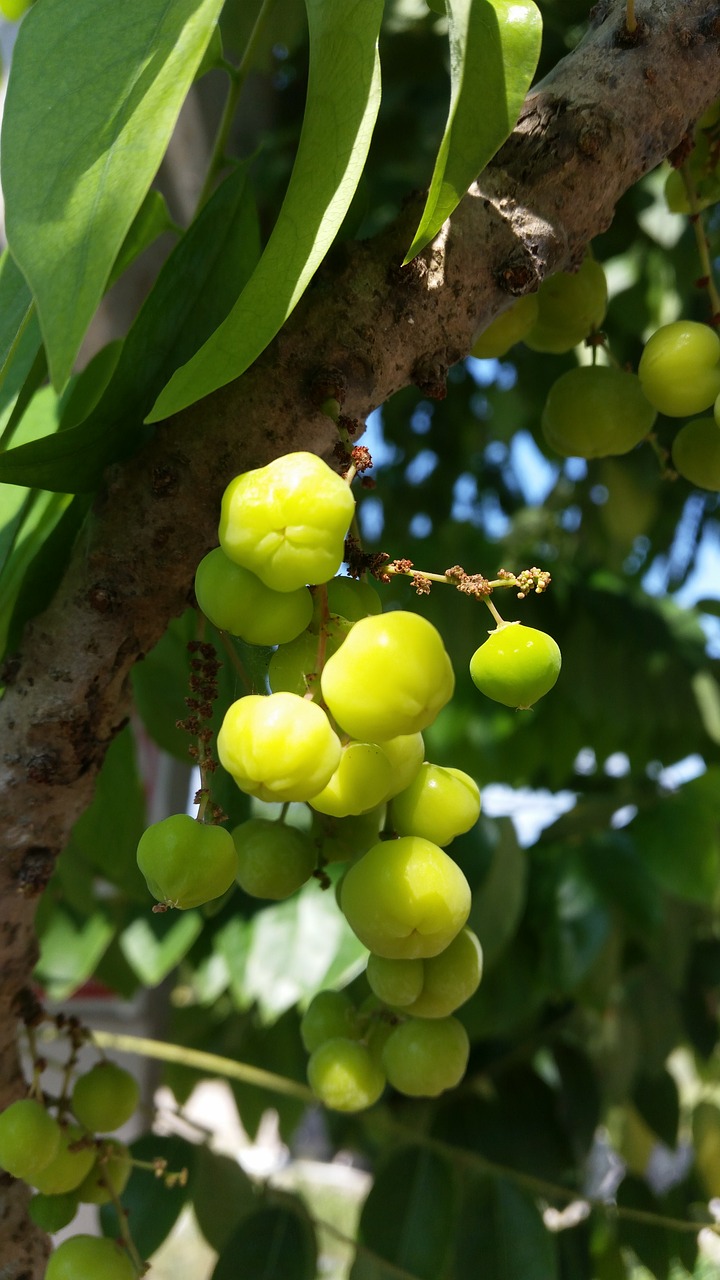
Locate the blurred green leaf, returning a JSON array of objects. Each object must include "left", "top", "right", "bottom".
[
  {"left": 352, "top": 1146, "right": 457, "bottom": 1280},
  {"left": 449, "top": 1171, "right": 558, "bottom": 1279},
  {"left": 101, "top": 1133, "right": 196, "bottom": 1258},
  {"left": 120, "top": 910, "right": 204, "bottom": 986},
  {"left": 212, "top": 1201, "right": 317, "bottom": 1280}
]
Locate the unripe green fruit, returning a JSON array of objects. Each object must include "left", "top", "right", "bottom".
[
  {"left": 639, "top": 321, "right": 720, "bottom": 417},
  {"left": 391, "top": 763, "right": 480, "bottom": 846},
  {"left": 366, "top": 954, "right": 424, "bottom": 1007},
  {"left": 309, "top": 741, "right": 391, "bottom": 818},
  {"left": 30, "top": 1125, "right": 96, "bottom": 1194},
  {"left": 72, "top": 1062, "right": 139, "bottom": 1133},
  {"left": 401, "top": 927, "right": 483, "bottom": 1018},
  {"left": 194, "top": 548, "right": 313, "bottom": 645},
  {"left": 541, "top": 366, "right": 656, "bottom": 458},
  {"left": 471, "top": 293, "right": 539, "bottom": 358},
  {"left": 76, "top": 1140, "right": 131, "bottom": 1205},
  {"left": 664, "top": 167, "right": 720, "bottom": 215},
  {"left": 379, "top": 733, "right": 425, "bottom": 801},
  {"left": 136, "top": 814, "right": 238, "bottom": 910},
  {"left": 218, "top": 693, "right": 342, "bottom": 802},
  {"left": 311, "top": 806, "right": 385, "bottom": 864},
  {"left": 470, "top": 622, "right": 561, "bottom": 710},
  {"left": 341, "top": 836, "right": 471, "bottom": 959},
  {"left": 322, "top": 576, "right": 382, "bottom": 622},
  {"left": 321, "top": 612, "right": 455, "bottom": 740},
  {"left": 232, "top": 818, "right": 316, "bottom": 899},
  {"left": 0, "top": 0, "right": 33, "bottom": 18},
  {"left": 268, "top": 622, "right": 349, "bottom": 695},
  {"left": 28, "top": 1191, "right": 78, "bottom": 1233},
  {"left": 524, "top": 256, "right": 607, "bottom": 354},
  {"left": 381, "top": 1016, "right": 470, "bottom": 1097},
  {"left": 300, "top": 990, "right": 363, "bottom": 1053},
  {"left": 219, "top": 452, "right": 355, "bottom": 592},
  {"left": 0, "top": 1099, "right": 61, "bottom": 1179},
  {"left": 46, "top": 1236, "right": 135, "bottom": 1280},
  {"left": 307, "top": 1037, "right": 386, "bottom": 1112},
  {"left": 671, "top": 417, "right": 720, "bottom": 491}
]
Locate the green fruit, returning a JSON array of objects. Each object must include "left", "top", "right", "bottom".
[
  {"left": 663, "top": 167, "right": 720, "bottom": 215},
  {"left": 321, "top": 612, "right": 455, "bottom": 740},
  {"left": 218, "top": 692, "right": 342, "bottom": 802},
  {"left": 72, "top": 1062, "right": 139, "bottom": 1133},
  {"left": 366, "top": 954, "right": 424, "bottom": 1007},
  {"left": 307, "top": 1038, "right": 386, "bottom": 1112},
  {"left": 471, "top": 293, "right": 539, "bottom": 358},
  {"left": 671, "top": 417, "right": 720, "bottom": 491},
  {"left": 30, "top": 1125, "right": 96, "bottom": 1194},
  {"left": 639, "top": 321, "right": 720, "bottom": 417},
  {"left": 322, "top": 576, "right": 382, "bottom": 622},
  {"left": 28, "top": 1191, "right": 79, "bottom": 1232},
  {"left": 232, "top": 817, "right": 316, "bottom": 899},
  {"left": 0, "top": 0, "right": 33, "bottom": 18},
  {"left": 381, "top": 1016, "right": 470, "bottom": 1097},
  {"left": 309, "top": 741, "right": 391, "bottom": 818},
  {"left": 340, "top": 835, "right": 471, "bottom": 959},
  {"left": 312, "top": 806, "right": 385, "bottom": 864},
  {"left": 524, "top": 255, "right": 607, "bottom": 354},
  {"left": 194, "top": 547, "right": 313, "bottom": 644},
  {"left": 46, "top": 1236, "right": 135, "bottom": 1280},
  {"left": 378, "top": 733, "right": 425, "bottom": 801},
  {"left": 0, "top": 1098, "right": 61, "bottom": 1180},
  {"left": 470, "top": 622, "right": 561, "bottom": 709},
  {"left": 541, "top": 366, "right": 656, "bottom": 458},
  {"left": 268, "top": 622, "right": 348, "bottom": 696},
  {"left": 402, "top": 928, "right": 483, "bottom": 1018},
  {"left": 76, "top": 1140, "right": 131, "bottom": 1205},
  {"left": 300, "top": 990, "right": 363, "bottom": 1053},
  {"left": 137, "top": 814, "right": 238, "bottom": 910},
  {"left": 391, "top": 763, "right": 480, "bottom": 846},
  {"left": 219, "top": 451, "right": 355, "bottom": 592}
]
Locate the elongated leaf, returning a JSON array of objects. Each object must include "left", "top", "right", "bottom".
[
  {"left": 450, "top": 1171, "right": 558, "bottom": 1280},
  {"left": 0, "top": 162, "right": 259, "bottom": 492},
  {"left": 2, "top": 0, "right": 224, "bottom": 389},
  {"left": 404, "top": 0, "right": 542, "bottom": 263},
  {"left": 0, "top": 250, "right": 34, "bottom": 386},
  {"left": 212, "top": 1203, "right": 317, "bottom": 1280},
  {"left": 352, "top": 1147, "right": 457, "bottom": 1280},
  {"left": 147, "top": 0, "right": 383, "bottom": 422}
]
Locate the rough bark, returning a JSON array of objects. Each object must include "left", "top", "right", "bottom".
[{"left": 1, "top": 0, "right": 719, "bottom": 1272}]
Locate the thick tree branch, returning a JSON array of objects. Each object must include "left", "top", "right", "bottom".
[{"left": 0, "top": 0, "right": 719, "bottom": 1268}]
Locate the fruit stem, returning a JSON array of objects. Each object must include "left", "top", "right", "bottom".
[
  {"left": 681, "top": 160, "right": 720, "bottom": 322},
  {"left": 276, "top": 802, "right": 291, "bottom": 824},
  {"left": 195, "top": 0, "right": 280, "bottom": 212},
  {"left": 103, "top": 1161, "right": 147, "bottom": 1275},
  {"left": 55, "top": 1029, "right": 317, "bottom": 1104},
  {"left": 483, "top": 596, "right": 506, "bottom": 627},
  {"left": 624, "top": 0, "right": 637, "bottom": 33}
]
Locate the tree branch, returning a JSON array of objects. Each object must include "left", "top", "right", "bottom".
[{"left": 0, "top": 0, "right": 718, "bottom": 1267}]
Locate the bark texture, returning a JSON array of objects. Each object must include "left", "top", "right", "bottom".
[{"left": 1, "top": 0, "right": 719, "bottom": 1272}]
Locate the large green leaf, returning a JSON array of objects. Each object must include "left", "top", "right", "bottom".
[
  {"left": 120, "top": 910, "right": 204, "bottom": 986},
  {"left": 2, "top": 0, "right": 224, "bottom": 389},
  {"left": 212, "top": 1202, "right": 317, "bottom": 1280},
  {"left": 147, "top": 0, "right": 383, "bottom": 421},
  {"left": 449, "top": 1171, "right": 558, "bottom": 1280},
  {"left": 101, "top": 1133, "right": 196, "bottom": 1259},
  {"left": 0, "top": 250, "right": 34, "bottom": 388},
  {"left": 404, "top": 0, "right": 542, "bottom": 263},
  {"left": 351, "top": 1146, "right": 457, "bottom": 1280},
  {"left": 0, "top": 161, "right": 259, "bottom": 493},
  {"left": 34, "top": 900, "right": 115, "bottom": 1000}
]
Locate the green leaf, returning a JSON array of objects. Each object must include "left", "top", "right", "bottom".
[
  {"left": 449, "top": 1171, "right": 558, "bottom": 1280},
  {"left": 109, "top": 189, "right": 176, "bottom": 287},
  {"left": 632, "top": 1068, "right": 680, "bottom": 1149},
  {"left": 217, "top": 874, "right": 367, "bottom": 1021},
  {"left": 468, "top": 817, "right": 526, "bottom": 966},
  {"left": 147, "top": 0, "right": 383, "bottom": 421},
  {"left": 2, "top": 0, "right": 224, "bottom": 389},
  {"left": 630, "top": 787, "right": 720, "bottom": 904},
  {"left": 404, "top": 0, "right": 542, "bottom": 263},
  {"left": 212, "top": 1202, "right": 317, "bottom": 1280},
  {"left": 120, "top": 910, "right": 204, "bottom": 986},
  {"left": 101, "top": 1133, "right": 195, "bottom": 1258},
  {"left": 192, "top": 1147, "right": 257, "bottom": 1252},
  {"left": 0, "top": 249, "right": 34, "bottom": 386},
  {"left": 351, "top": 1146, "right": 457, "bottom": 1280},
  {"left": 0, "top": 161, "right": 259, "bottom": 493},
  {"left": 34, "top": 903, "right": 115, "bottom": 1001},
  {"left": 69, "top": 726, "right": 148, "bottom": 902}
]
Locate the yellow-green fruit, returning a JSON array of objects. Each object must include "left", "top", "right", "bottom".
[
  {"left": 381, "top": 1016, "right": 470, "bottom": 1097},
  {"left": 671, "top": 417, "right": 720, "bottom": 491},
  {"left": 76, "top": 1140, "right": 131, "bottom": 1205},
  {"left": 46, "top": 1236, "right": 135, "bottom": 1280},
  {"left": 524, "top": 256, "right": 607, "bottom": 354},
  {"left": 340, "top": 835, "right": 471, "bottom": 959},
  {"left": 0, "top": 1099, "right": 62, "bottom": 1180},
  {"left": 72, "top": 1062, "right": 139, "bottom": 1133},
  {"left": 231, "top": 818, "right": 316, "bottom": 899},
  {"left": 470, "top": 623, "right": 561, "bottom": 710},
  {"left": 402, "top": 928, "right": 483, "bottom": 1018},
  {"left": 307, "top": 1038, "right": 386, "bottom": 1112},
  {"left": 309, "top": 742, "right": 391, "bottom": 818},
  {"left": 194, "top": 547, "right": 313, "bottom": 645},
  {"left": 639, "top": 321, "right": 720, "bottom": 417},
  {"left": 390, "top": 763, "right": 481, "bottom": 846},
  {"left": 541, "top": 366, "right": 656, "bottom": 459},
  {"left": 217, "top": 692, "right": 342, "bottom": 802},
  {"left": 30, "top": 1125, "right": 96, "bottom": 1194},
  {"left": 471, "top": 293, "right": 539, "bottom": 358}
]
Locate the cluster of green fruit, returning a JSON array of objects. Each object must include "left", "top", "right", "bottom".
[
  {"left": 133, "top": 450, "right": 561, "bottom": 1109},
  {"left": 0, "top": 1061, "right": 141, "bottom": 1279}
]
